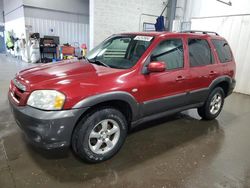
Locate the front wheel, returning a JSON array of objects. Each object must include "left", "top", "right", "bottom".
[
  {"left": 198, "top": 87, "right": 225, "bottom": 120},
  {"left": 72, "top": 107, "right": 128, "bottom": 163}
]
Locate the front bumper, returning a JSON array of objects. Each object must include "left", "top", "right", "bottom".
[{"left": 9, "top": 96, "right": 88, "bottom": 149}]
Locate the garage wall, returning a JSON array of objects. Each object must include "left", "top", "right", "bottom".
[
  {"left": 24, "top": 8, "right": 89, "bottom": 46},
  {"left": 177, "top": 0, "right": 250, "bottom": 95},
  {"left": 22, "top": 0, "right": 89, "bottom": 46},
  {"left": 0, "top": 0, "right": 4, "bottom": 24},
  {"left": 25, "top": 17, "right": 89, "bottom": 46},
  {"left": 3, "top": 0, "right": 26, "bottom": 38},
  {"left": 90, "top": 0, "right": 165, "bottom": 48},
  {"left": 24, "top": 7, "right": 89, "bottom": 24},
  {"left": 3, "top": 0, "right": 23, "bottom": 15},
  {"left": 181, "top": 0, "right": 250, "bottom": 18},
  {"left": 23, "top": 0, "right": 89, "bottom": 15}
]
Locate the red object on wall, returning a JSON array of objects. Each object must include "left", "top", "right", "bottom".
[{"left": 62, "top": 46, "right": 75, "bottom": 55}]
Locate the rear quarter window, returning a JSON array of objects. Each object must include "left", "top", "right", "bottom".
[{"left": 212, "top": 39, "right": 233, "bottom": 63}]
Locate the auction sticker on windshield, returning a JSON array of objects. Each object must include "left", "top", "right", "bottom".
[{"left": 134, "top": 36, "right": 153, "bottom": 42}]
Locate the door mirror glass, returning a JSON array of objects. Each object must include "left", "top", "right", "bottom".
[{"left": 147, "top": 61, "right": 166, "bottom": 72}]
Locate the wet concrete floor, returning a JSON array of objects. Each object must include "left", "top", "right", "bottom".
[{"left": 0, "top": 54, "right": 250, "bottom": 188}]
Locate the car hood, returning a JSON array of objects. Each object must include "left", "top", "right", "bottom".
[{"left": 16, "top": 60, "right": 123, "bottom": 91}]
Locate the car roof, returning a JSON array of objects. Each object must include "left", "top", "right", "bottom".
[{"left": 120, "top": 31, "right": 224, "bottom": 40}]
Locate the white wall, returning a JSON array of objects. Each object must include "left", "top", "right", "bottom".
[
  {"left": 182, "top": 0, "right": 250, "bottom": 19},
  {"left": 24, "top": 6, "right": 89, "bottom": 46},
  {"left": 0, "top": 0, "right": 4, "bottom": 24},
  {"left": 25, "top": 17, "right": 89, "bottom": 46},
  {"left": 178, "top": 0, "right": 250, "bottom": 95},
  {"left": 23, "top": 0, "right": 89, "bottom": 46},
  {"left": 24, "top": 7, "right": 89, "bottom": 24},
  {"left": 4, "top": 2, "right": 25, "bottom": 38},
  {"left": 23, "top": 0, "right": 89, "bottom": 15},
  {"left": 90, "top": 0, "right": 165, "bottom": 48},
  {"left": 3, "top": 0, "right": 23, "bottom": 15},
  {"left": 89, "top": 0, "right": 94, "bottom": 49},
  {"left": 21, "top": 0, "right": 89, "bottom": 45}
]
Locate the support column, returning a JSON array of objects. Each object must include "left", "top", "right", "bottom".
[{"left": 166, "top": 0, "right": 177, "bottom": 31}]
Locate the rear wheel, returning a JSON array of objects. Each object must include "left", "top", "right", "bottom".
[
  {"left": 198, "top": 87, "right": 225, "bottom": 120},
  {"left": 72, "top": 107, "right": 127, "bottom": 163}
]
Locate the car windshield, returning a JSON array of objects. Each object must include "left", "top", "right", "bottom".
[{"left": 86, "top": 35, "right": 154, "bottom": 69}]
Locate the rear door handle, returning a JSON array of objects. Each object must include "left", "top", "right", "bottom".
[{"left": 176, "top": 76, "right": 185, "bottom": 81}]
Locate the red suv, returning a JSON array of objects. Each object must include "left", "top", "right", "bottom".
[{"left": 9, "top": 31, "right": 236, "bottom": 163}]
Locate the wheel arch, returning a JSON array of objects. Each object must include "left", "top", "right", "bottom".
[
  {"left": 73, "top": 91, "right": 140, "bottom": 123},
  {"left": 209, "top": 76, "right": 232, "bottom": 97},
  {"left": 71, "top": 92, "right": 139, "bottom": 147}
]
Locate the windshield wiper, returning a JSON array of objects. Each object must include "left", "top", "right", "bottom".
[{"left": 86, "top": 58, "right": 110, "bottom": 68}]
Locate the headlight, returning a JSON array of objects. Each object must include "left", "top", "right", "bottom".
[{"left": 27, "top": 90, "right": 65, "bottom": 110}]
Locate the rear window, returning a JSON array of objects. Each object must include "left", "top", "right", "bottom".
[{"left": 212, "top": 39, "right": 233, "bottom": 63}]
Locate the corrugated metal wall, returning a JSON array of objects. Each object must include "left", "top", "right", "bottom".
[
  {"left": 25, "top": 17, "right": 89, "bottom": 47},
  {"left": 192, "top": 15, "right": 250, "bottom": 95}
]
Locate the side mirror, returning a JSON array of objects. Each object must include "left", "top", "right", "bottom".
[{"left": 147, "top": 61, "right": 166, "bottom": 73}]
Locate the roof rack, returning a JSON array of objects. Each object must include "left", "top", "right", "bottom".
[{"left": 181, "top": 30, "right": 219, "bottom": 36}]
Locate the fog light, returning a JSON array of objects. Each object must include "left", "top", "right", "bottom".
[{"left": 34, "top": 135, "right": 41, "bottom": 142}]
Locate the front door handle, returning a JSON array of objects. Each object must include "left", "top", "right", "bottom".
[{"left": 176, "top": 76, "right": 185, "bottom": 81}]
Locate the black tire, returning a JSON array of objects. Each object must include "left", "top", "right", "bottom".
[
  {"left": 198, "top": 87, "right": 225, "bottom": 120},
  {"left": 72, "top": 107, "right": 128, "bottom": 163}
]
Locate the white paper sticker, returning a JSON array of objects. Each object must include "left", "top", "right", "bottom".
[{"left": 134, "top": 36, "right": 153, "bottom": 42}]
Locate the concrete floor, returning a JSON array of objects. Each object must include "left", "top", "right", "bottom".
[{"left": 0, "top": 54, "right": 250, "bottom": 188}]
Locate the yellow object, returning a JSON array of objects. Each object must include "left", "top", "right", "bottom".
[{"left": 82, "top": 49, "right": 87, "bottom": 57}]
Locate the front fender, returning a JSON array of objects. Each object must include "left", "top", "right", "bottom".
[{"left": 73, "top": 91, "right": 140, "bottom": 120}]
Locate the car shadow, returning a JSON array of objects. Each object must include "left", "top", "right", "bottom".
[{"left": 20, "top": 109, "right": 225, "bottom": 183}]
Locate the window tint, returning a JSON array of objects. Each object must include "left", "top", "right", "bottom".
[
  {"left": 151, "top": 39, "right": 184, "bottom": 70},
  {"left": 212, "top": 39, "right": 232, "bottom": 63},
  {"left": 188, "top": 39, "right": 213, "bottom": 67},
  {"left": 103, "top": 37, "right": 131, "bottom": 58}
]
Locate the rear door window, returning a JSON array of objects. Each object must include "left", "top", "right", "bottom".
[
  {"left": 212, "top": 39, "right": 233, "bottom": 63},
  {"left": 151, "top": 39, "right": 184, "bottom": 70},
  {"left": 188, "top": 38, "right": 214, "bottom": 67}
]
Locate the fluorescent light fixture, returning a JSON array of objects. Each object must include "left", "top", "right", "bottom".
[{"left": 216, "top": 0, "right": 232, "bottom": 6}]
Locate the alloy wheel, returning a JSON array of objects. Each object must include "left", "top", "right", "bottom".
[
  {"left": 209, "top": 93, "right": 222, "bottom": 115},
  {"left": 88, "top": 119, "right": 120, "bottom": 155}
]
